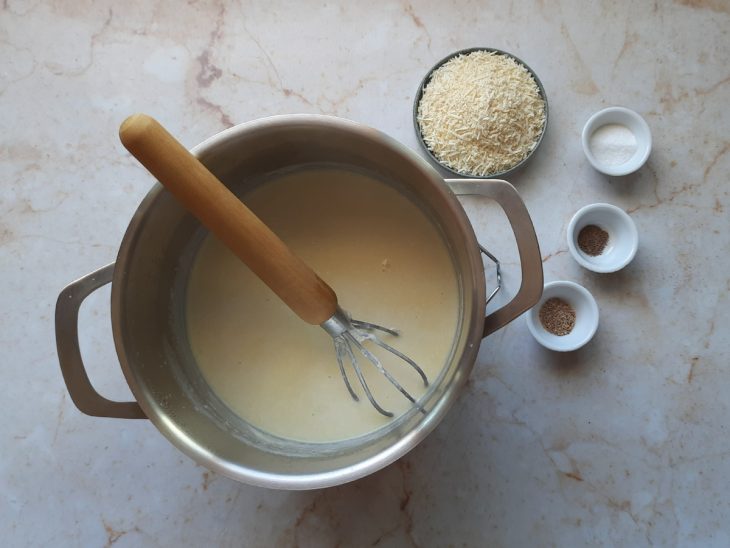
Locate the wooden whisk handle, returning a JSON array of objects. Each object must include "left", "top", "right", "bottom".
[{"left": 119, "top": 114, "right": 338, "bottom": 325}]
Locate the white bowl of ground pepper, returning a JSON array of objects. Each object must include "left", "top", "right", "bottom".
[
  {"left": 567, "top": 203, "right": 639, "bottom": 273},
  {"left": 526, "top": 281, "right": 599, "bottom": 352},
  {"left": 581, "top": 107, "right": 651, "bottom": 176}
]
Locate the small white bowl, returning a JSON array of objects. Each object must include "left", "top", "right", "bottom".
[
  {"left": 582, "top": 107, "right": 651, "bottom": 176},
  {"left": 567, "top": 203, "right": 638, "bottom": 273},
  {"left": 526, "top": 281, "right": 599, "bottom": 352}
]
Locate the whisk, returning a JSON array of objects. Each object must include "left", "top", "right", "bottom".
[{"left": 119, "top": 114, "right": 428, "bottom": 417}]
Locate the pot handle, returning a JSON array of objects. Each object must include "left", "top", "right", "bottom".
[
  {"left": 55, "top": 263, "right": 146, "bottom": 419},
  {"left": 446, "top": 179, "right": 543, "bottom": 338}
]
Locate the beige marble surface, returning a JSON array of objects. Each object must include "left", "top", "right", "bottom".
[{"left": 2, "top": 0, "right": 729, "bottom": 546}]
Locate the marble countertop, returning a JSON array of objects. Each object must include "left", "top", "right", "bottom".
[{"left": 2, "top": 1, "right": 729, "bottom": 546}]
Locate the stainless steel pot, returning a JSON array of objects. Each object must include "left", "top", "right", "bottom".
[{"left": 55, "top": 115, "right": 542, "bottom": 489}]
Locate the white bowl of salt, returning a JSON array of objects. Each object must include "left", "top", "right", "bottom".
[{"left": 582, "top": 107, "right": 652, "bottom": 176}]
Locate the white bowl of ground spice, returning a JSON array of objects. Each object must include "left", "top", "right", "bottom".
[
  {"left": 526, "top": 281, "right": 599, "bottom": 352},
  {"left": 567, "top": 203, "right": 639, "bottom": 273},
  {"left": 414, "top": 47, "right": 548, "bottom": 178}
]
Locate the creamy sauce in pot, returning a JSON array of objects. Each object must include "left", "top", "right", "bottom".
[{"left": 186, "top": 168, "right": 460, "bottom": 442}]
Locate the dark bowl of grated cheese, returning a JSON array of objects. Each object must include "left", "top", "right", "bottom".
[{"left": 413, "top": 47, "right": 548, "bottom": 179}]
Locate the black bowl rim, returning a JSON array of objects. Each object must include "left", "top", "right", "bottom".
[{"left": 412, "top": 47, "right": 549, "bottom": 179}]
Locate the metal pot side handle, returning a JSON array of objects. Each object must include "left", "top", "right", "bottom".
[
  {"left": 446, "top": 179, "right": 544, "bottom": 338},
  {"left": 55, "top": 263, "right": 146, "bottom": 419}
]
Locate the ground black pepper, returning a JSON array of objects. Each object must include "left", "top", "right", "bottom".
[
  {"left": 577, "top": 224, "right": 609, "bottom": 256},
  {"left": 539, "top": 297, "right": 576, "bottom": 336}
]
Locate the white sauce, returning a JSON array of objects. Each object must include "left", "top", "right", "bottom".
[{"left": 186, "top": 168, "right": 460, "bottom": 442}]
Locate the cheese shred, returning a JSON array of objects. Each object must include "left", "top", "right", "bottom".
[{"left": 417, "top": 51, "right": 546, "bottom": 176}]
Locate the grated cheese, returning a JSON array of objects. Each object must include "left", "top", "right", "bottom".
[{"left": 417, "top": 51, "right": 546, "bottom": 176}]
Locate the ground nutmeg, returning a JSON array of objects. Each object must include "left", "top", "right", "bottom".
[{"left": 577, "top": 224, "right": 609, "bottom": 256}]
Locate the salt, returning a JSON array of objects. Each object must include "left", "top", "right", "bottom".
[{"left": 589, "top": 123, "right": 637, "bottom": 166}]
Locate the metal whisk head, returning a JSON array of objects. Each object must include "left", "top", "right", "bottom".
[{"left": 321, "top": 307, "right": 429, "bottom": 417}]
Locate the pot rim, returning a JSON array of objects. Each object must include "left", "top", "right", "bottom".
[{"left": 111, "top": 114, "right": 486, "bottom": 489}]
